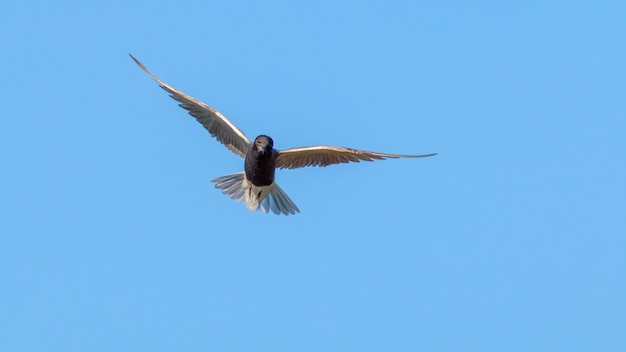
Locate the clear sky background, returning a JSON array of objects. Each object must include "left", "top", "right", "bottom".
[{"left": 1, "top": 1, "right": 624, "bottom": 351}]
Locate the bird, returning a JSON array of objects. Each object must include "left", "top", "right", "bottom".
[{"left": 130, "top": 54, "right": 436, "bottom": 215}]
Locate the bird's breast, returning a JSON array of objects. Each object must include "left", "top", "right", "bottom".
[{"left": 244, "top": 153, "right": 276, "bottom": 186}]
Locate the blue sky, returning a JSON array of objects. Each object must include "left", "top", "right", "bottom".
[{"left": 1, "top": 0, "right": 625, "bottom": 351}]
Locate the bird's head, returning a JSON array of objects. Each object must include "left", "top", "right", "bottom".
[{"left": 254, "top": 135, "right": 274, "bottom": 155}]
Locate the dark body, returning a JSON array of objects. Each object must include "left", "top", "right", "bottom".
[{"left": 244, "top": 135, "right": 276, "bottom": 186}]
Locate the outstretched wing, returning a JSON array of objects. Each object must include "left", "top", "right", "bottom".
[
  {"left": 275, "top": 145, "right": 436, "bottom": 169},
  {"left": 130, "top": 54, "right": 251, "bottom": 158}
]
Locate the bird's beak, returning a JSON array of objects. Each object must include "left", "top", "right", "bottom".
[{"left": 261, "top": 146, "right": 268, "bottom": 155}]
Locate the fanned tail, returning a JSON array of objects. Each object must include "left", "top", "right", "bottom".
[{"left": 211, "top": 173, "right": 300, "bottom": 215}]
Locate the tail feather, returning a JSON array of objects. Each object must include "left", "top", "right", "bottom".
[
  {"left": 273, "top": 185, "right": 292, "bottom": 214},
  {"left": 211, "top": 172, "right": 300, "bottom": 215},
  {"left": 270, "top": 189, "right": 287, "bottom": 215},
  {"left": 262, "top": 183, "right": 300, "bottom": 215},
  {"left": 211, "top": 172, "right": 246, "bottom": 204}
]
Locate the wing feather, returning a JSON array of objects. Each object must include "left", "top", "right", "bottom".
[
  {"left": 130, "top": 54, "right": 251, "bottom": 158},
  {"left": 276, "top": 145, "right": 436, "bottom": 169}
]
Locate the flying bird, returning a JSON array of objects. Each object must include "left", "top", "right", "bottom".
[{"left": 130, "top": 54, "right": 436, "bottom": 215}]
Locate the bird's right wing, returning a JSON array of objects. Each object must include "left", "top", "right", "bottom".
[
  {"left": 276, "top": 145, "right": 436, "bottom": 169},
  {"left": 130, "top": 54, "right": 251, "bottom": 158}
]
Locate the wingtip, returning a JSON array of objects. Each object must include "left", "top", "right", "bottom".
[
  {"left": 128, "top": 54, "right": 159, "bottom": 82},
  {"left": 404, "top": 152, "right": 437, "bottom": 158},
  {"left": 128, "top": 53, "right": 142, "bottom": 67}
]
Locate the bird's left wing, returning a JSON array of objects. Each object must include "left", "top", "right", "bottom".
[
  {"left": 130, "top": 54, "right": 251, "bottom": 158},
  {"left": 275, "top": 145, "right": 436, "bottom": 169}
]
